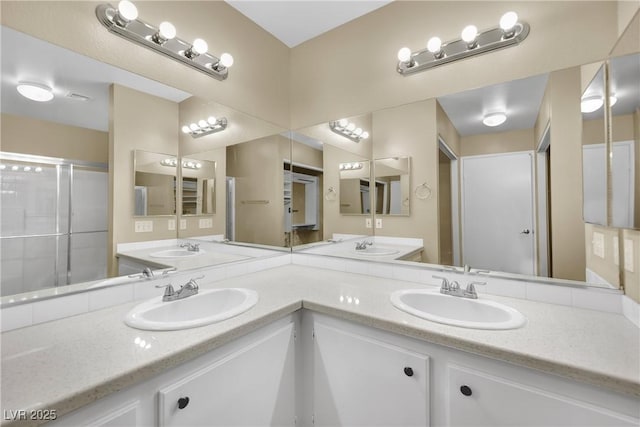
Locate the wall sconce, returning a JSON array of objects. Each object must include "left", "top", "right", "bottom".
[
  {"left": 397, "top": 11, "right": 529, "bottom": 76},
  {"left": 96, "top": 1, "right": 234, "bottom": 81},
  {"left": 339, "top": 162, "right": 364, "bottom": 171},
  {"left": 329, "top": 119, "right": 370, "bottom": 143},
  {"left": 181, "top": 117, "right": 228, "bottom": 138}
]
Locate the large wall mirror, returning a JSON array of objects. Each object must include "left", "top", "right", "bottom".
[
  {"left": 133, "top": 150, "right": 177, "bottom": 216},
  {"left": 374, "top": 157, "right": 411, "bottom": 216}
]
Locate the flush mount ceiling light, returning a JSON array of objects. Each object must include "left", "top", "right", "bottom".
[
  {"left": 96, "top": 1, "right": 234, "bottom": 80},
  {"left": 482, "top": 112, "right": 507, "bottom": 127},
  {"left": 329, "top": 119, "right": 370, "bottom": 143},
  {"left": 181, "top": 116, "right": 228, "bottom": 138},
  {"left": 397, "top": 11, "right": 529, "bottom": 76},
  {"left": 16, "top": 82, "right": 54, "bottom": 102},
  {"left": 581, "top": 96, "right": 604, "bottom": 113}
]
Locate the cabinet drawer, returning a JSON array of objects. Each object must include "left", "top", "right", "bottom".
[{"left": 448, "top": 364, "right": 638, "bottom": 426}]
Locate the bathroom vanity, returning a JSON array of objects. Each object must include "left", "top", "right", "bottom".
[{"left": 2, "top": 265, "right": 638, "bottom": 427}]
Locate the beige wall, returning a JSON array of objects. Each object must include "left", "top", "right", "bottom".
[
  {"left": 226, "top": 135, "right": 287, "bottom": 247},
  {"left": 634, "top": 108, "right": 640, "bottom": 227},
  {"left": 438, "top": 151, "right": 453, "bottom": 265},
  {"left": 292, "top": 140, "right": 322, "bottom": 169},
  {"left": 583, "top": 113, "right": 635, "bottom": 145},
  {"left": 584, "top": 223, "right": 622, "bottom": 287},
  {"left": 290, "top": 1, "right": 619, "bottom": 129},
  {"left": 109, "top": 84, "right": 179, "bottom": 275},
  {"left": 460, "top": 128, "right": 535, "bottom": 157},
  {"left": 436, "top": 102, "right": 461, "bottom": 156},
  {"left": 373, "top": 99, "right": 439, "bottom": 263},
  {"left": 622, "top": 228, "right": 640, "bottom": 302},
  {"left": 1, "top": 1, "right": 290, "bottom": 128},
  {"left": 1, "top": 113, "right": 108, "bottom": 163}
]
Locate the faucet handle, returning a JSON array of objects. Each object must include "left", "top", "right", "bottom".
[
  {"left": 161, "top": 267, "right": 177, "bottom": 276},
  {"left": 155, "top": 283, "right": 175, "bottom": 298},
  {"left": 465, "top": 281, "right": 486, "bottom": 297},
  {"left": 184, "top": 275, "right": 204, "bottom": 290},
  {"left": 432, "top": 275, "right": 450, "bottom": 291}
]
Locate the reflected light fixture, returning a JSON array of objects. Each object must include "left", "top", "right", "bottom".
[
  {"left": 329, "top": 119, "right": 370, "bottom": 143},
  {"left": 96, "top": 1, "right": 233, "bottom": 80},
  {"left": 181, "top": 116, "right": 228, "bottom": 138},
  {"left": 339, "top": 162, "right": 364, "bottom": 171},
  {"left": 581, "top": 96, "right": 604, "bottom": 113},
  {"left": 482, "top": 112, "right": 507, "bottom": 127},
  {"left": 397, "top": 11, "right": 529, "bottom": 76},
  {"left": 16, "top": 82, "right": 54, "bottom": 102}
]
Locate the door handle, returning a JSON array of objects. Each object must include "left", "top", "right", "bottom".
[{"left": 520, "top": 229, "right": 531, "bottom": 235}]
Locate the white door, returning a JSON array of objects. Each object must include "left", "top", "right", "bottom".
[{"left": 461, "top": 152, "right": 535, "bottom": 275}]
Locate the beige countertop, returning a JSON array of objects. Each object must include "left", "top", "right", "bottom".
[{"left": 2, "top": 265, "right": 639, "bottom": 426}]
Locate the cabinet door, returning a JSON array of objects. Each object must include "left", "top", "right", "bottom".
[
  {"left": 313, "top": 322, "right": 429, "bottom": 427},
  {"left": 448, "top": 365, "right": 638, "bottom": 426},
  {"left": 51, "top": 400, "right": 140, "bottom": 427},
  {"left": 159, "top": 322, "right": 295, "bottom": 427}
]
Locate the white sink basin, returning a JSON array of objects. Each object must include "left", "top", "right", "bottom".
[
  {"left": 125, "top": 288, "right": 258, "bottom": 331},
  {"left": 390, "top": 289, "right": 526, "bottom": 330},
  {"left": 354, "top": 247, "right": 400, "bottom": 256},
  {"left": 149, "top": 249, "right": 203, "bottom": 258}
]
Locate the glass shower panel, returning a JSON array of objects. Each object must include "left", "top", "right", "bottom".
[
  {"left": 1, "top": 236, "right": 61, "bottom": 296},
  {"left": 71, "top": 168, "right": 107, "bottom": 232},
  {"left": 69, "top": 232, "right": 107, "bottom": 284}
]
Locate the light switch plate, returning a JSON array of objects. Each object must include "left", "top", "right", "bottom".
[
  {"left": 592, "top": 232, "right": 605, "bottom": 258},
  {"left": 365, "top": 218, "right": 372, "bottom": 228},
  {"left": 624, "top": 238, "right": 635, "bottom": 273},
  {"left": 180, "top": 219, "right": 187, "bottom": 230},
  {"left": 199, "top": 218, "right": 213, "bottom": 229},
  {"left": 613, "top": 236, "right": 619, "bottom": 266},
  {"left": 375, "top": 218, "right": 382, "bottom": 229},
  {"left": 168, "top": 219, "right": 176, "bottom": 231},
  {"left": 134, "top": 220, "right": 152, "bottom": 233}
]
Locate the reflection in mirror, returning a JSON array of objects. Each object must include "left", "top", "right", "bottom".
[
  {"left": 340, "top": 160, "right": 371, "bottom": 215},
  {"left": 133, "top": 150, "right": 177, "bottom": 216},
  {"left": 374, "top": 157, "right": 411, "bottom": 216},
  {"left": 609, "top": 53, "right": 640, "bottom": 229},
  {"left": 290, "top": 114, "right": 374, "bottom": 247},
  {"left": 180, "top": 157, "right": 216, "bottom": 215},
  {"left": 581, "top": 65, "right": 607, "bottom": 225}
]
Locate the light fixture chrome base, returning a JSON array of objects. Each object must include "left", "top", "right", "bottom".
[
  {"left": 329, "top": 121, "right": 364, "bottom": 143},
  {"left": 96, "top": 4, "right": 229, "bottom": 80},
  {"left": 188, "top": 118, "right": 228, "bottom": 138},
  {"left": 397, "top": 23, "right": 529, "bottom": 75}
]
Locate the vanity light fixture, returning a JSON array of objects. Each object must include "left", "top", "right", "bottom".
[
  {"left": 16, "top": 82, "right": 54, "bottom": 102},
  {"left": 181, "top": 116, "right": 228, "bottom": 138},
  {"left": 96, "top": 1, "right": 234, "bottom": 80},
  {"left": 0, "top": 164, "right": 44, "bottom": 173},
  {"left": 482, "top": 112, "right": 507, "bottom": 127},
  {"left": 339, "top": 162, "right": 364, "bottom": 171},
  {"left": 160, "top": 158, "right": 202, "bottom": 170},
  {"left": 329, "top": 119, "right": 370, "bottom": 143},
  {"left": 397, "top": 11, "right": 529, "bottom": 76}
]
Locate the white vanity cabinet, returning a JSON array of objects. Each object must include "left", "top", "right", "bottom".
[{"left": 312, "top": 321, "right": 430, "bottom": 426}]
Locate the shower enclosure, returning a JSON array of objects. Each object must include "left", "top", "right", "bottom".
[{"left": 1, "top": 152, "right": 108, "bottom": 296}]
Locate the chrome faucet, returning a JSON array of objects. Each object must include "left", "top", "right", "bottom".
[
  {"left": 129, "top": 267, "right": 176, "bottom": 280},
  {"left": 180, "top": 242, "right": 200, "bottom": 252},
  {"left": 355, "top": 240, "right": 373, "bottom": 250},
  {"left": 432, "top": 275, "right": 486, "bottom": 299},
  {"left": 155, "top": 275, "right": 203, "bottom": 302},
  {"left": 463, "top": 264, "right": 490, "bottom": 275}
]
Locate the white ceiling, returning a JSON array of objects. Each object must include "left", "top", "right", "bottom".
[
  {"left": 225, "top": 0, "right": 393, "bottom": 47},
  {"left": 1, "top": 26, "right": 191, "bottom": 132},
  {"left": 437, "top": 74, "right": 549, "bottom": 137}
]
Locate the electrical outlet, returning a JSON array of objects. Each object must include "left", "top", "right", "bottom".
[
  {"left": 365, "top": 218, "right": 372, "bottom": 228},
  {"left": 624, "top": 238, "right": 635, "bottom": 273},
  {"left": 375, "top": 218, "right": 382, "bottom": 229},
  {"left": 180, "top": 219, "right": 187, "bottom": 230},
  {"left": 592, "top": 232, "right": 605, "bottom": 258},
  {"left": 199, "top": 218, "right": 212, "bottom": 228},
  {"left": 134, "top": 220, "right": 152, "bottom": 233},
  {"left": 168, "top": 219, "right": 176, "bottom": 231},
  {"left": 613, "top": 236, "right": 619, "bottom": 266}
]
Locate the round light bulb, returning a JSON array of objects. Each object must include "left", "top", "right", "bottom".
[
  {"left": 198, "top": 119, "right": 208, "bottom": 128},
  {"left": 207, "top": 116, "right": 217, "bottom": 125},
  {"left": 346, "top": 123, "right": 356, "bottom": 132},
  {"left": 482, "top": 112, "right": 507, "bottom": 127},
  {"left": 192, "top": 38, "right": 208, "bottom": 55},
  {"left": 195, "top": 163, "right": 202, "bottom": 169},
  {"left": 158, "top": 21, "right": 176, "bottom": 40},
  {"left": 117, "top": 0, "right": 138, "bottom": 21},
  {"left": 361, "top": 132, "right": 369, "bottom": 139},
  {"left": 461, "top": 25, "right": 478, "bottom": 43},
  {"left": 16, "top": 82, "right": 54, "bottom": 102},
  {"left": 189, "top": 123, "right": 200, "bottom": 131},
  {"left": 24, "top": 166, "right": 31, "bottom": 172},
  {"left": 397, "top": 47, "right": 412, "bottom": 63},
  {"left": 11, "top": 166, "right": 19, "bottom": 171},
  {"left": 0, "top": 165, "right": 5, "bottom": 170},
  {"left": 581, "top": 96, "right": 603, "bottom": 113},
  {"left": 344, "top": 163, "right": 352, "bottom": 170},
  {"left": 354, "top": 128, "right": 363, "bottom": 136},
  {"left": 35, "top": 167, "right": 42, "bottom": 172},
  {"left": 338, "top": 119, "right": 348, "bottom": 128},
  {"left": 220, "top": 53, "right": 234, "bottom": 68},
  {"left": 427, "top": 37, "right": 442, "bottom": 53},
  {"left": 181, "top": 125, "right": 190, "bottom": 134},
  {"left": 187, "top": 162, "right": 194, "bottom": 168},
  {"left": 500, "top": 11, "right": 518, "bottom": 31}
]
